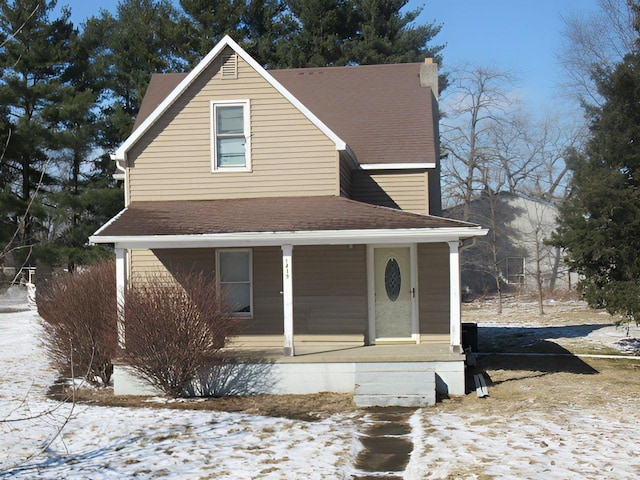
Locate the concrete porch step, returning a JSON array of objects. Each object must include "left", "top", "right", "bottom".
[{"left": 354, "top": 363, "right": 436, "bottom": 407}]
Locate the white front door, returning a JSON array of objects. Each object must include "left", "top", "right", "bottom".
[{"left": 374, "top": 247, "right": 413, "bottom": 340}]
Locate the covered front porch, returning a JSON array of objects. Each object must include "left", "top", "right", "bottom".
[
  {"left": 91, "top": 197, "right": 487, "bottom": 404},
  {"left": 112, "top": 240, "right": 467, "bottom": 353}
]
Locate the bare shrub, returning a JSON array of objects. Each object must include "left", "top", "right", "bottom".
[
  {"left": 122, "top": 271, "right": 243, "bottom": 397},
  {"left": 37, "top": 260, "right": 118, "bottom": 386}
]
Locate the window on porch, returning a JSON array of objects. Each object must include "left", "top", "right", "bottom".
[{"left": 217, "top": 249, "right": 253, "bottom": 315}]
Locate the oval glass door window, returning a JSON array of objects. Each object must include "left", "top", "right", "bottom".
[{"left": 384, "top": 258, "right": 401, "bottom": 301}]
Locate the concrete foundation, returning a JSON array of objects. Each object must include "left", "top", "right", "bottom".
[{"left": 113, "top": 344, "right": 466, "bottom": 405}]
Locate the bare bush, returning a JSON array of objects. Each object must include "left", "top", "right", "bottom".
[
  {"left": 122, "top": 271, "right": 243, "bottom": 397},
  {"left": 37, "top": 260, "right": 118, "bottom": 386}
]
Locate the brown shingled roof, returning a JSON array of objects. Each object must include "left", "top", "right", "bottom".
[
  {"left": 131, "top": 63, "right": 437, "bottom": 165},
  {"left": 272, "top": 64, "right": 436, "bottom": 165},
  {"left": 132, "top": 73, "right": 188, "bottom": 132},
  {"left": 96, "top": 196, "right": 472, "bottom": 238}
]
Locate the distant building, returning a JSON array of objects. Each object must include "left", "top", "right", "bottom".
[{"left": 446, "top": 192, "right": 577, "bottom": 295}]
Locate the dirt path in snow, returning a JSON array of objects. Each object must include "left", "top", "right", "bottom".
[{"left": 352, "top": 407, "right": 415, "bottom": 479}]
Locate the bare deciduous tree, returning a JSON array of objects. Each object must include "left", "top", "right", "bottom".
[
  {"left": 441, "top": 58, "right": 590, "bottom": 299},
  {"left": 522, "top": 116, "right": 587, "bottom": 202},
  {"left": 441, "top": 64, "right": 519, "bottom": 219},
  {"left": 558, "top": 0, "right": 637, "bottom": 106}
]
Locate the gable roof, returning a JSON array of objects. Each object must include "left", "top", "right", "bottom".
[
  {"left": 91, "top": 196, "right": 484, "bottom": 248},
  {"left": 127, "top": 39, "right": 438, "bottom": 166},
  {"left": 114, "top": 35, "right": 346, "bottom": 162}
]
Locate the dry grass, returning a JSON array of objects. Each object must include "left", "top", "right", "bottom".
[
  {"left": 62, "top": 297, "right": 640, "bottom": 421},
  {"left": 61, "top": 389, "right": 359, "bottom": 421},
  {"left": 456, "top": 297, "right": 640, "bottom": 418},
  {"left": 454, "top": 358, "right": 640, "bottom": 417},
  {"left": 464, "top": 297, "right": 632, "bottom": 355}
]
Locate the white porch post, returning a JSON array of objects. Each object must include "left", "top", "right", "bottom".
[
  {"left": 448, "top": 241, "right": 463, "bottom": 353},
  {"left": 115, "top": 247, "right": 127, "bottom": 350},
  {"left": 281, "top": 244, "right": 295, "bottom": 357}
]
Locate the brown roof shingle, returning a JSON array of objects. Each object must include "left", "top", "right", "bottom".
[
  {"left": 132, "top": 72, "right": 188, "bottom": 132},
  {"left": 132, "top": 62, "right": 437, "bottom": 165},
  {"left": 272, "top": 64, "right": 436, "bottom": 165},
  {"left": 96, "top": 196, "right": 473, "bottom": 238}
]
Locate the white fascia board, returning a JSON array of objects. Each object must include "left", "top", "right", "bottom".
[
  {"left": 113, "top": 35, "right": 347, "bottom": 161},
  {"left": 89, "top": 226, "right": 488, "bottom": 249},
  {"left": 232, "top": 39, "right": 346, "bottom": 151},
  {"left": 359, "top": 163, "right": 436, "bottom": 170},
  {"left": 91, "top": 207, "right": 128, "bottom": 237}
]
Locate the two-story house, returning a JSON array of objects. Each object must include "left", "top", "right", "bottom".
[{"left": 91, "top": 36, "right": 486, "bottom": 406}]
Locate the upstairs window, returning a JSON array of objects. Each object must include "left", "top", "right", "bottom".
[{"left": 211, "top": 100, "right": 251, "bottom": 171}]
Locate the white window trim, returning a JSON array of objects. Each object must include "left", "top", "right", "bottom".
[
  {"left": 216, "top": 248, "right": 253, "bottom": 317},
  {"left": 211, "top": 99, "right": 251, "bottom": 172}
]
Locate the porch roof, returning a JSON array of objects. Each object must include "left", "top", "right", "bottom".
[{"left": 90, "top": 196, "right": 486, "bottom": 248}]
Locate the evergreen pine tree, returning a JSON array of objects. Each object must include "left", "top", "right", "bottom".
[
  {"left": 84, "top": 0, "right": 186, "bottom": 148},
  {"left": 0, "top": 0, "right": 75, "bottom": 264},
  {"left": 553, "top": 26, "right": 640, "bottom": 324},
  {"left": 345, "top": 0, "right": 444, "bottom": 65}
]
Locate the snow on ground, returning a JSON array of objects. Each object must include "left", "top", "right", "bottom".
[
  {"left": 2, "top": 288, "right": 640, "bottom": 479},
  {"left": 406, "top": 407, "right": 640, "bottom": 480},
  {"left": 0, "top": 288, "right": 361, "bottom": 479},
  {"left": 466, "top": 298, "right": 640, "bottom": 355}
]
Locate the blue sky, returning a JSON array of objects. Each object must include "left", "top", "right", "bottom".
[
  {"left": 56, "top": 0, "right": 602, "bottom": 108},
  {"left": 421, "top": 0, "right": 600, "bottom": 105}
]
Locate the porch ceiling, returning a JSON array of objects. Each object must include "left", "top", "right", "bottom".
[{"left": 90, "top": 196, "right": 486, "bottom": 248}]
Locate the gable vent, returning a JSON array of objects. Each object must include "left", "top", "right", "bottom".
[{"left": 221, "top": 53, "right": 238, "bottom": 79}]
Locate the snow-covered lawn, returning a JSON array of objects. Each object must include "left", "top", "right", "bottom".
[
  {"left": 0, "top": 289, "right": 360, "bottom": 479},
  {"left": 407, "top": 405, "right": 640, "bottom": 479},
  {"left": 2, "top": 288, "right": 640, "bottom": 479}
]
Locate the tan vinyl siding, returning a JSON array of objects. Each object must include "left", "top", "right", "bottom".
[
  {"left": 427, "top": 167, "right": 441, "bottom": 215},
  {"left": 129, "top": 249, "right": 169, "bottom": 283},
  {"left": 292, "top": 245, "right": 368, "bottom": 335},
  {"left": 249, "top": 247, "right": 284, "bottom": 334},
  {"left": 352, "top": 170, "right": 428, "bottom": 214},
  {"left": 128, "top": 47, "right": 337, "bottom": 202},
  {"left": 129, "top": 249, "right": 216, "bottom": 284},
  {"left": 339, "top": 152, "right": 353, "bottom": 197},
  {"left": 228, "top": 334, "right": 364, "bottom": 348},
  {"left": 128, "top": 246, "right": 367, "bottom": 337},
  {"left": 418, "top": 243, "right": 450, "bottom": 337},
  {"left": 247, "top": 245, "right": 368, "bottom": 335}
]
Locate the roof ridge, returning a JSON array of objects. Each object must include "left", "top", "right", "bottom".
[{"left": 270, "top": 62, "right": 424, "bottom": 74}]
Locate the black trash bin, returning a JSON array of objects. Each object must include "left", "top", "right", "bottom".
[{"left": 461, "top": 322, "right": 478, "bottom": 352}]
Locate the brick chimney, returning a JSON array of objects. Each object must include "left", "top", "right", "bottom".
[{"left": 420, "top": 58, "right": 439, "bottom": 99}]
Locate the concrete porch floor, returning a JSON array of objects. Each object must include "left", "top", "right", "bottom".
[{"left": 222, "top": 343, "right": 464, "bottom": 364}]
